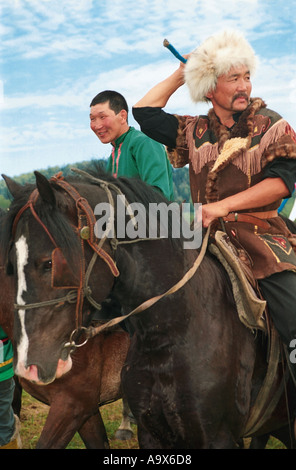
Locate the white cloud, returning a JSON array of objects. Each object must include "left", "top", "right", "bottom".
[
  {"left": 0, "top": 0, "right": 295, "bottom": 176},
  {"left": 0, "top": 80, "right": 3, "bottom": 104},
  {"left": 253, "top": 55, "right": 296, "bottom": 124},
  {"left": 0, "top": 0, "right": 267, "bottom": 61}
]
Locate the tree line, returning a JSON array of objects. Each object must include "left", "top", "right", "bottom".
[{"left": 0, "top": 159, "right": 191, "bottom": 209}]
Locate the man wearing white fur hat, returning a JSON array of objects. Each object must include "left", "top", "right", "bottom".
[{"left": 133, "top": 29, "right": 296, "bottom": 401}]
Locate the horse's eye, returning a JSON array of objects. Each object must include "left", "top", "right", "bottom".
[{"left": 43, "top": 260, "right": 52, "bottom": 272}]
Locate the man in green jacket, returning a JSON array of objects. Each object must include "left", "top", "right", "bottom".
[
  {"left": 0, "top": 326, "right": 21, "bottom": 449},
  {"left": 90, "top": 90, "right": 174, "bottom": 202},
  {"left": 89, "top": 90, "right": 175, "bottom": 333}
]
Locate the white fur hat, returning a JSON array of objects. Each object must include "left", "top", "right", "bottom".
[{"left": 185, "top": 30, "right": 257, "bottom": 103}]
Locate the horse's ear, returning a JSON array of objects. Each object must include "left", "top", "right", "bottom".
[
  {"left": 1, "top": 174, "right": 22, "bottom": 199},
  {"left": 35, "top": 171, "right": 56, "bottom": 207}
]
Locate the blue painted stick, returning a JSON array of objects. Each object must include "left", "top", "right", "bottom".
[{"left": 163, "top": 39, "right": 187, "bottom": 63}]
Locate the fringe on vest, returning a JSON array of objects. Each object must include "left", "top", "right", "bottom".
[{"left": 206, "top": 98, "right": 262, "bottom": 202}]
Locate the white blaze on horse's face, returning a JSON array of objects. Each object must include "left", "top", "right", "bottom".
[{"left": 15, "top": 235, "right": 29, "bottom": 373}]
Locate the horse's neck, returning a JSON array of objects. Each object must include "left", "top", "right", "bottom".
[{"left": 114, "top": 241, "right": 187, "bottom": 308}]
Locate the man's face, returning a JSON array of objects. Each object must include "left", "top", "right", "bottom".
[
  {"left": 207, "top": 65, "right": 252, "bottom": 117},
  {"left": 90, "top": 101, "right": 128, "bottom": 145}
]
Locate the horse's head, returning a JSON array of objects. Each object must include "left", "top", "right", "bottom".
[{"left": 2, "top": 171, "right": 116, "bottom": 384}]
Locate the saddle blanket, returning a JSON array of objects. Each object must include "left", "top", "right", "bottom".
[{"left": 209, "top": 231, "right": 267, "bottom": 332}]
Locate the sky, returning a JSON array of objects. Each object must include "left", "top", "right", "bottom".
[{"left": 0, "top": 0, "right": 295, "bottom": 177}]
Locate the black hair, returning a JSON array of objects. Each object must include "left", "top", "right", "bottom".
[{"left": 90, "top": 90, "right": 129, "bottom": 115}]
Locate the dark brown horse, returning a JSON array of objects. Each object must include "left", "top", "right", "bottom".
[
  {"left": 0, "top": 209, "right": 132, "bottom": 449},
  {"left": 1, "top": 168, "right": 295, "bottom": 449}
]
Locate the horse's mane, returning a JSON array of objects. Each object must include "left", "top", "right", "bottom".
[
  {"left": 82, "top": 164, "right": 186, "bottom": 250},
  {"left": 77, "top": 163, "right": 171, "bottom": 209},
  {"left": 1, "top": 164, "right": 186, "bottom": 270}
]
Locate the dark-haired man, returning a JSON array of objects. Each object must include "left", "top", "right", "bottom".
[
  {"left": 90, "top": 90, "right": 174, "bottom": 201},
  {"left": 89, "top": 90, "right": 174, "bottom": 336}
]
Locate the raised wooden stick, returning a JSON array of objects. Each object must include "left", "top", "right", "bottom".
[{"left": 163, "top": 39, "right": 187, "bottom": 63}]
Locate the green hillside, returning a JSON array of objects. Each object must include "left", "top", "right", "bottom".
[{"left": 0, "top": 159, "right": 190, "bottom": 209}]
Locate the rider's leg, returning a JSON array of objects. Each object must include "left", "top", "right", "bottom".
[
  {"left": 258, "top": 270, "right": 296, "bottom": 346},
  {"left": 259, "top": 270, "right": 296, "bottom": 440}
]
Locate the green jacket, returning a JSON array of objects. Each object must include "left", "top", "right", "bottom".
[
  {"left": 106, "top": 127, "right": 174, "bottom": 201},
  {"left": 0, "top": 326, "right": 13, "bottom": 382}
]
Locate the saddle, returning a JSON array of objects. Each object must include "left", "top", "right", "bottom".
[{"left": 209, "top": 230, "right": 267, "bottom": 332}]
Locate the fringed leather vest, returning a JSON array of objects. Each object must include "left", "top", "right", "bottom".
[{"left": 167, "top": 98, "right": 296, "bottom": 279}]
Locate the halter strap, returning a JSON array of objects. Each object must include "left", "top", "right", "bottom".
[
  {"left": 12, "top": 189, "right": 57, "bottom": 248},
  {"left": 12, "top": 172, "right": 119, "bottom": 330},
  {"left": 50, "top": 172, "right": 119, "bottom": 277}
]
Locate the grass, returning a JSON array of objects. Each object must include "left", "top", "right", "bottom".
[
  {"left": 20, "top": 391, "right": 139, "bottom": 449},
  {"left": 266, "top": 438, "right": 286, "bottom": 449}
]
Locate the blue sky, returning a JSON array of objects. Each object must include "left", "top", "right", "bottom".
[{"left": 0, "top": 0, "right": 295, "bottom": 176}]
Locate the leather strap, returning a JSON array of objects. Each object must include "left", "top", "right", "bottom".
[
  {"left": 50, "top": 173, "right": 119, "bottom": 277},
  {"left": 84, "top": 224, "right": 212, "bottom": 340},
  {"left": 242, "top": 210, "right": 278, "bottom": 219},
  {"left": 223, "top": 210, "right": 278, "bottom": 229},
  {"left": 12, "top": 188, "right": 58, "bottom": 247}
]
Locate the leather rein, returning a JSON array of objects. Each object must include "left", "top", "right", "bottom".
[{"left": 12, "top": 170, "right": 210, "bottom": 350}]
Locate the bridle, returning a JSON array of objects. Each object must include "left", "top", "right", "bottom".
[
  {"left": 12, "top": 171, "right": 120, "bottom": 339},
  {"left": 12, "top": 169, "right": 211, "bottom": 351}
]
